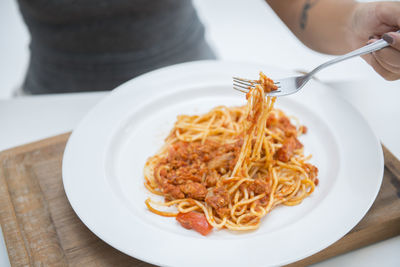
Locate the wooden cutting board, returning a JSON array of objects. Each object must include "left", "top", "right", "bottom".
[{"left": 0, "top": 133, "right": 399, "bottom": 267}]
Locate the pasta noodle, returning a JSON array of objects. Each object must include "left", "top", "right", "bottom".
[{"left": 143, "top": 72, "right": 318, "bottom": 234}]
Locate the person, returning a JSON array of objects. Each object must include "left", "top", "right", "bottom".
[
  {"left": 17, "top": 0, "right": 400, "bottom": 95},
  {"left": 268, "top": 0, "right": 400, "bottom": 81}
]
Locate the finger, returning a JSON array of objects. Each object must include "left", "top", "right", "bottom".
[
  {"left": 382, "top": 31, "right": 400, "bottom": 50},
  {"left": 373, "top": 46, "right": 400, "bottom": 73},
  {"left": 369, "top": 35, "right": 380, "bottom": 41},
  {"left": 375, "top": 2, "right": 400, "bottom": 27},
  {"left": 362, "top": 53, "right": 400, "bottom": 81},
  {"left": 366, "top": 38, "right": 379, "bottom": 45}
]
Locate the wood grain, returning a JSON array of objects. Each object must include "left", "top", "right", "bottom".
[{"left": 0, "top": 133, "right": 399, "bottom": 267}]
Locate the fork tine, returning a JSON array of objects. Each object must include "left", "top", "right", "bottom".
[
  {"left": 233, "top": 86, "right": 249, "bottom": 93},
  {"left": 232, "top": 83, "right": 253, "bottom": 91},
  {"left": 232, "top": 79, "right": 254, "bottom": 88},
  {"left": 233, "top": 79, "right": 256, "bottom": 88},
  {"left": 267, "top": 89, "right": 282, "bottom": 95},
  {"left": 233, "top": 77, "right": 259, "bottom": 84}
]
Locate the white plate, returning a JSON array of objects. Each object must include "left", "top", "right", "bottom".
[{"left": 62, "top": 61, "right": 383, "bottom": 267}]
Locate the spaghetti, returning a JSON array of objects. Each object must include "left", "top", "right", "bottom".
[{"left": 144, "top": 72, "right": 318, "bottom": 235}]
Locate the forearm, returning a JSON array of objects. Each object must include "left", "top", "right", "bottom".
[{"left": 267, "top": 0, "right": 358, "bottom": 55}]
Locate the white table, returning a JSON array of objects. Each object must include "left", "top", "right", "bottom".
[
  {"left": 1, "top": 79, "right": 400, "bottom": 267},
  {"left": 1, "top": 0, "right": 399, "bottom": 266}
]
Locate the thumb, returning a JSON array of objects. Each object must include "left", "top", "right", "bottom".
[{"left": 382, "top": 31, "right": 400, "bottom": 50}]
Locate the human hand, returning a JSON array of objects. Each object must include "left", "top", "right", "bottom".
[{"left": 349, "top": 1, "right": 400, "bottom": 80}]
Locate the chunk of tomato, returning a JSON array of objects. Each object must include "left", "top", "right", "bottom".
[{"left": 176, "top": 212, "right": 213, "bottom": 236}]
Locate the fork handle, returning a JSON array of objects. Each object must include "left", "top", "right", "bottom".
[{"left": 308, "top": 30, "right": 400, "bottom": 78}]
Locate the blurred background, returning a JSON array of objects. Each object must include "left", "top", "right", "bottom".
[{"left": 0, "top": 0, "right": 395, "bottom": 99}]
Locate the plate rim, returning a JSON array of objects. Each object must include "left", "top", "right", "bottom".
[{"left": 62, "top": 60, "right": 384, "bottom": 266}]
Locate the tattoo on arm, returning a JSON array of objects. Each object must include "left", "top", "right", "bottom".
[{"left": 300, "top": 0, "right": 320, "bottom": 30}]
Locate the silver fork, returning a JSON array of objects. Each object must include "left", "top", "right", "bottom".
[{"left": 233, "top": 31, "right": 399, "bottom": 97}]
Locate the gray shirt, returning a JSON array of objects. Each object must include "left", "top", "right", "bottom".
[{"left": 17, "top": 0, "right": 215, "bottom": 94}]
